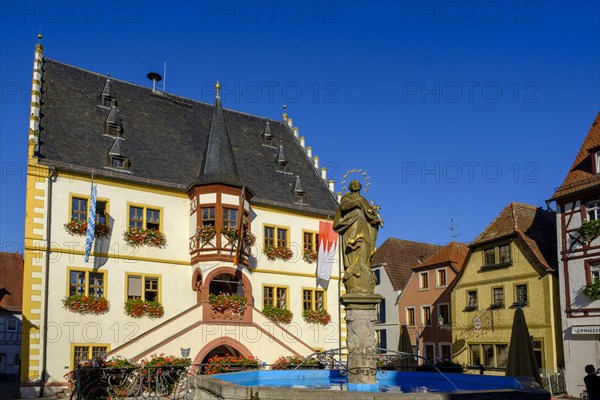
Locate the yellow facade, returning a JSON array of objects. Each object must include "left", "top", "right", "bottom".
[{"left": 451, "top": 238, "right": 563, "bottom": 375}]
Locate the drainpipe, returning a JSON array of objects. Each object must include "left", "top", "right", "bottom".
[{"left": 40, "top": 166, "right": 55, "bottom": 397}]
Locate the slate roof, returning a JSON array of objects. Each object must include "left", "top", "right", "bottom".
[
  {"left": 551, "top": 112, "right": 600, "bottom": 200},
  {"left": 37, "top": 58, "right": 338, "bottom": 216},
  {"left": 0, "top": 253, "right": 24, "bottom": 313},
  {"left": 414, "top": 241, "right": 469, "bottom": 272},
  {"left": 471, "top": 202, "right": 557, "bottom": 272},
  {"left": 371, "top": 238, "right": 442, "bottom": 291}
]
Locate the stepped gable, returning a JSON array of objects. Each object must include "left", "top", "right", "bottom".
[
  {"left": 37, "top": 59, "right": 338, "bottom": 216},
  {"left": 371, "top": 238, "right": 442, "bottom": 291}
]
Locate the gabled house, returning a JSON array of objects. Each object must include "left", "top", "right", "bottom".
[
  {"left": 0, "top": 252, "right": 24, "bottom": 380},
  {"left": 451, "top": 203, "right": 563, "bottom": 378},
  {"left": 548, "top": 111, "right": 600, "bottom": 396},
  {"left": 370, "top": 238, "right": 441, "bottom": 352},
  {"left": 397, "top": 242, "right": 468, "bottom": 363},
  {"left": 21, "top": 44, "right": 342, "bottom": 396}
]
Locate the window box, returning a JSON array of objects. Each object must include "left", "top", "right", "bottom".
[
  {"left": 464, "top": 306, "right": 477, "bottom": 312},
  {"left": 512, "top": 301, "right": 528, "bottom": 308},
  {"left": 124, "top": 298, "right": 164, "bottom": 319},
  {"left": 62, "top": 295, "right": 109, "bottom": 315},
  {"left": 303, "top": 250, "right": 318, "bottom": 264},
  {"left": 219, "top": 227, "right": 256, "bottom": 247},
  {"left": 490, "top": 303, "right": 504, "bottom": 309},
  {"left": 123, "top": 227, "right": 166, "bottom": 248},
  {"left": 196, "top": 225, "right": 217, "bottom": 243},
  {"left": 264, "top": 246, "right": 293, "bottom": 261},
  {"left": 302, "top": 309, "right": 331, "bottom": 325},
  {"left": 262, "top": 305, "right": 293, "bottom": 324},
  {"left": 208, "top": 293, "right": 246, "bottom": 315},
  {"left": 578, "top": 219, "right": 600, "bottom": 242},
  {"left": 64, "top": 219, "right": 110, "bottom": 238},
  {"left": 582, "top": 280, "right": 600, "bottom": 301}
]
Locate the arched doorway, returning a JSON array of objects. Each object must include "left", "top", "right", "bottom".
[{"left": 193, "top": 337, "right": 253, "bottom": 365}]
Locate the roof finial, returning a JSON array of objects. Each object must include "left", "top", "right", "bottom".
[
  {"left": 215, "top": 81, "right": 221, "bottom": 99},
  {"left": 37, "top": 33, "right": 43, "bottom": 42}
]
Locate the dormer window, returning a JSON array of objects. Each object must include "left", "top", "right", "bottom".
[
  {"left": 265, "top": 136, "right": 273, "bottom": 146},
  {"left": 106, "top": 122, "right": 121, "bottom": 136},
  {"left": 587, "top": 201, "right": 600, "bottom": 221},
  {"left": 595, "top": 151, "right": 600, "bottom": 174},
  {"left": 295, "top": 192, "right": 306, "bottom": 203},
  {"left": 100, "top": 78, "right": 116, "bottom": 108},
  {"left": 105, "top": 106, "right": 122, "bottom": 136},
  {"left": 103, "top": 96, "right": 115, "bottom": 108},
  {"left": 279, "top": 161, "right": 288, "bottom": 172},
  {"left": 109, "top": 155, "right": 128, "bottom": 169}
]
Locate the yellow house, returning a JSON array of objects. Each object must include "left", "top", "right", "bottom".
[{"left": 451, "top": 202, "right": 563, "bottom": 378}]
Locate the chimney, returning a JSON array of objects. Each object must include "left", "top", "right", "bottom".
[
  {"left": 321, "top": 167, "right": 327, "bottom": 180},
  {"left": 314, "top": 156, "right": 319, "bottom": 169},
  {"left": 306, "top": 146, "right": 312, "bottom": 158},
  {"left": 287, "top": 118, "right": 293, "bottom": 128},
  {"left": 300, "top": 136, "right": 305, "bottom": 148},
  {"left": 328, "top": 180, "right": 335, "bottom": 192},
  {"left": 293, "top": 127, "right": 299, "bottom": 138},
  {"left": 337, "top": 192, "right": 342, "bottom": 202}
]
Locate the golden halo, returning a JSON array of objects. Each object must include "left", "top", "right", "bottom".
[{"left": 341, "top": 168, "right": 371, "bottom": 194}]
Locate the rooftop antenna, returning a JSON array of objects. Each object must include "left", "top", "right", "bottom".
[
  {"left": 449, "top": 218, "right": 461, "bottom": 241},
  {"left": 163, "top": 62, "right": 167, "bottom": 92},
  {"left": 146, "top": 72, "right": 162, "bottom": 92}
]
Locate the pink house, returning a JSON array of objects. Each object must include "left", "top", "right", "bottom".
[{"left": 397, "top": 242, "right": 468, "bottom": 363}]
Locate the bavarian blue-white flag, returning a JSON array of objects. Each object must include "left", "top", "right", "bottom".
[{"left": 84, "top": 184, "right": 97, "bottom": 262}]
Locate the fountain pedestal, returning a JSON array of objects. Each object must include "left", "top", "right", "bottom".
[{"left": 341, "top": 294, "right": 382, "bottom": 388}]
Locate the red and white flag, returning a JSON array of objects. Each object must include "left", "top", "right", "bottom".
[{"left": 317, "top": 221, "right": 338, "bottom": 288}]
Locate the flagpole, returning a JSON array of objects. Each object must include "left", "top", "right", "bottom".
[{"left": 338, "top": 233, "right": 342, "bottom": 356}]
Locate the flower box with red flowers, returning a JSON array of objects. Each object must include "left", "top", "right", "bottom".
[
  {"left": 264, "top": 246, "right": 294, "bottom": 261},
  {"left": 262, "top": 305, "right": 293, "bottom": 324},
  {"left": 203, "top": 354, "right": 260, "bottom": 375},
  {"left": 124, "top": 298, "right": 164, "bottom": 319},
  {"left": 62, "top": 295, "right": 110, "bottom": 315},
  {"left": 272, "top": 355, "right": 323, "bottom": 370},
  {"left": 302, "top": 309, "right": 331, "bottom": 325},
  {"left": 303, "top": 250, "right": 318, "bottom": 264},
  {"left": 208, "top": 293, "right": 246, "bottom": 315},
  {"left": 196, "top": 225, "right": 217, "bottom": 243},
  {"left": 123, "top": 227, "right": 167, "bottom": 248},
  {"left": 64, "top": 219, "right": 110, "bottom": 238}
]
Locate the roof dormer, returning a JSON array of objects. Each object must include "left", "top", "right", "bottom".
[
  {"left": 108, "top": 137, "right": 129, "bottom": 169},
  {"left": 101, "top": 77, "right": 116, "bottom": 108},
  {"left": 106, "top": 106, "right": 122, "bottom": 136},
  {"left": 293, "top": 175, "right": 307, "bottom": 204},
  {"left": 277, "top": 144, "right": 288, "bottom": 172},
  {"left": 263, "top": 119, "right": 273, "bottom": 146}
]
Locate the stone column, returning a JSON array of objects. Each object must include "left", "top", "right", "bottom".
[{"left": 341, "top": 294, "right": 383, "bottom": 389}]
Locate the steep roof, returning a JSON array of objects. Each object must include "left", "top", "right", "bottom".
[
  {"left": 472, "top": 202, "right": 557, "bottom": 271},
  {"left": 371, "top": 238, "right": 442, "bottom": 291},
  {"left": 37, "top": 58, "right": 338, "bottom": 216},
  {"left": 414, "top": 241, "right": 469, "bottom": 272},
  {"left": 0, "top": 253, "right": 24, "bottom": 313},
  {"left": 551, "top": 112, "right": 600, "bottom": 200}
]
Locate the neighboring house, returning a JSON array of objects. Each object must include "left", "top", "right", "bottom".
[
  {"left": 451, "top": 203, "right": 563, "bottom": 378},
  {"left": 371, "top": 238, "right": 441, "bottom": 352},
  {"left": 548, "top": 112, "right": 600, "bottom": 396},
  {"left": 21, "top": 44, "right": 342, "bottom": 396},
  {"left": 0, "top": 252, "right": 24, "bottom": 377},
  {"left": 397, "top": 242, "right": 468, "bottom": 363}
]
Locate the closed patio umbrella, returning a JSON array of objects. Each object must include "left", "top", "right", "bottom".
[
  {"left": 505, "top": 307, "right": 542, "bottom": 385},
  {"left": 397, "top": 325, "right": 415, "bottom": 371}
]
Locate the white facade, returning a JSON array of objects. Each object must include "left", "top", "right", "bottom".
[{"left": 372, "top": 265, "right": 400, "bottom": 352}]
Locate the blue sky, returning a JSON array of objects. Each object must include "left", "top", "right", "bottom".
[{"left": 1, "top": 1, "right": 599, "bottom": 253}]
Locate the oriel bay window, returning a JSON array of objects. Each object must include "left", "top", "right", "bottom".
[
  {"left": 129, "top": 204, "right": 161, "bottom": 231},
  {"left": 201, "top": 207, "right": 215, "bottom": 226},
  {"left": 263, "top": 285, "right": 288, "bottom": 309},
  {"left": 127, "top": 274, "right": 160, "bottom": 302},
  {"left": 222, "top": 208, "right": 238, "bottom": 228},
  {"left": 68, "top": 268, "right": 106, "bottom": 297}
]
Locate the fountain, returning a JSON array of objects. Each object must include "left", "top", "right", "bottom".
[{"left": 188, "top": 180, "right": 550, "bottom": 399}]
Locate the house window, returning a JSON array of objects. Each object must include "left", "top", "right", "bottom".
[
  {"left": 469, "top": 344, "right": 481, "bottom": 366},
  {"left": 467, "top": 290, "right": 478, "bottom": 308},
  {"left": 201, "top": 207, "right": 215, "bottom": 226},
  {"left": 496, "top": 344, "right": 508, "bottom": 368},
  {"left": 437, "top": 269, "right": 447, "bottom": 287},
  {"left": 303, "top": 231, "right": 318, "bottom": 253},
  {"left": 515, "top": 284, "right": 528, "bottom": 305},
  {"left": 376, "top": 329, "right": 387, "bottom": 353},
  {"left": 129, "top": 205, "right": 161, "bottom": 230},
  {"left": 419, "top": 272, "right": 429, "bottom": 289},
  {"left": 6, "top": 319, "right": 17, "bottom": 332},
  {"left": 438, "top": 304, "right": 450, "bottom": 325},
  {"left": 424, "top": 344, "right": 434, "bottom": 363},
  {"left": 596, "top": 152, "right": 600, "bottom": 174},
  {"left": 588, "top": 262, "right": 600, "bottom": 284},
  {"left": 533, "top": 339, "right": 544, "bottom": 369},
  {"left": 71, "top": 196, "right": 107, "bottom": 224},
  {"left": 482, "top": 344, "right": 494, "bottom": 367},
  {"left": 376, "top": 299, "right": 386, "bottom": 323},
  {"left": 110, "top": 156, "right": 127, "bottom": 169},
  {"left": 72, "top": 345, "right": 108, "bottom": 368},
  {"left": 127, "top": 274, "right": 160, "bottom": 302},
  {"left": 374, "top": 269, "right": 381, "bottom": 285},
  {"left": 587, "top": 201, "right": 600, "bottom": 221},
  {"left": 69, "top": 269, "right": 106, "bottom": 297},
  {"left": 493, "top": 287, "right": 504, "bottom": 307},
  {"left": 302, "top": 289, "right": 325, "bottom": 311},
  {"left": 264, "top": 226, "right": 289, "bottom": 249},
  {"left": 484, "top": 248, "right": 496, "bottom": 266},
  {"left": 222, "top": 208, "right": 238, "bottom": 228},
  {"left": 406, "top": 308, "right": 415, "bottom": 326},
  {"left": 470, "top": 344, "right": 509, "bottom": 368},
  {"left": 440, "top": 344, "right": 451, "bottom": 362},
  {"left": 422, "top": 306, "right": 432, "bottom": 326},
  {"left": 263, "top": 285, "right": 287, "bottom": 309},
  {"left": 278, "top": 162, "right": 288, "bottom": 172},
  {"left": 499, "top": 244, "right": 511, "bottom": 263}
]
